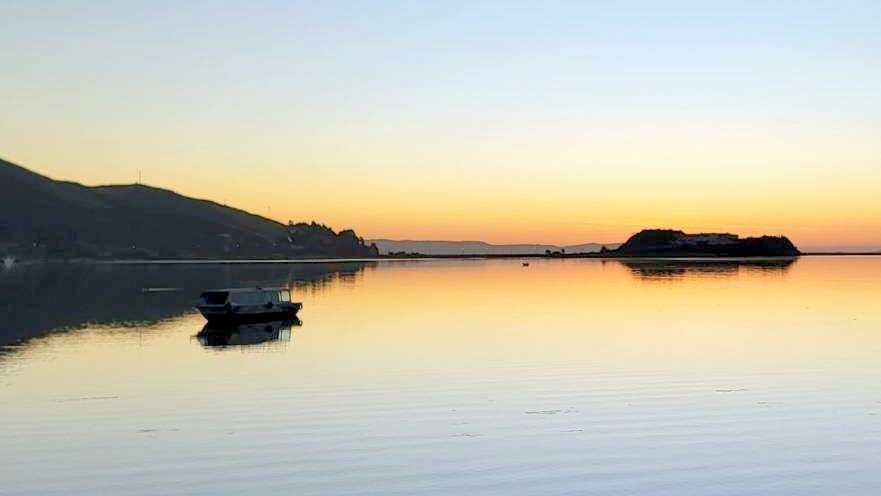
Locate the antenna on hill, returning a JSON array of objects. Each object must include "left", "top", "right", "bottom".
[{"left": 138, "top": 170, "right": 141, "bottom": 185}]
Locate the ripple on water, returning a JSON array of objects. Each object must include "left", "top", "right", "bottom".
[{"left": 2, "top": 258, "right": 881, "bottom": 495}]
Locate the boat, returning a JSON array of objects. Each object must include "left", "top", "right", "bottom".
[{"left": 196, "top": 287, "right": 302, "bottom": 323}]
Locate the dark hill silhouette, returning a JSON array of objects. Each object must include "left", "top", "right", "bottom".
[
  {"left": 611, "top": 229, "right": 800, "bottom": 257},
  {"left": 0, "top": 157, "right": 378, "bottom": 259}
]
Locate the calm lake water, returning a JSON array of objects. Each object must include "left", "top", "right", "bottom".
[{"left": 2, "top": 257, "right": 880, "bottom": 495}]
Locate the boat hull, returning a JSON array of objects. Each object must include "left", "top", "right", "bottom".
[{"left": 197, "top": 302, "right": 302, "bottom": 324}]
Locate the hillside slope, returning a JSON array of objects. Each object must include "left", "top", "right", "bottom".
[{"left": 0, "top": 158, "right": 378, "bottom": 259}]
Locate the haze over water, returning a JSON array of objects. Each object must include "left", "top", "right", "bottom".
[{"left": 2, "top": 257, "right": 881, "bottom": 495}]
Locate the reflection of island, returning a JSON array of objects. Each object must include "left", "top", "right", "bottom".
[
  {"left": 0, "top": 262, "right": 373, "bottom": 347},
  {"left": 619, "top": 258, "right": 797, "bottom": 279},
  {"left": 196, "top": 318, "right": 302, "bottom": 348}
]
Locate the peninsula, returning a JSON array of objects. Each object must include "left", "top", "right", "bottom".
[{"left": 0, "top": 158, "right": 379, "bottom": 260}]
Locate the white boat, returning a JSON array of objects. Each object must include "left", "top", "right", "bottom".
[
  {"left": 2, "top": 256, "right": 15, "bottom": 269},
  {"left": 196, "top": 287, "right": 302, "bottom": 323}
]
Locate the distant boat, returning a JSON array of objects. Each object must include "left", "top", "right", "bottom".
[
  {"left": 2, "top": 256, "right": 15, "bottom": 269},
  {"left": 196, "top": 287, "right": 302, "bottom": 323}
]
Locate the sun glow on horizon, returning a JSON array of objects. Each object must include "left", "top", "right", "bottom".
[{"left": 2, "top": 1, "right": 880, "bottom": 251}]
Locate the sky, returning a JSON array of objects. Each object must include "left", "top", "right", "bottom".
[{"left": 1, "top": 1, "right": 880, "bottom": 250}]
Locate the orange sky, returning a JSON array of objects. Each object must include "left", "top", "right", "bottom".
[
  {"left": 9, "top": 146, "right": 881, "bottom": 251},
  {"left": 3, "top": 2, "right": 881, "bottom": 251}
]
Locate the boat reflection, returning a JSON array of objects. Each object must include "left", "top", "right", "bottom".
[{"left": 195, "top": 318, "right": 302, "bottom": 348}]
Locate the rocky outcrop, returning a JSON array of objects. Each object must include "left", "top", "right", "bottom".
[
  {"left": 287, "top": 222, "right": 379, "bottom": 258},
  {"left": 613, "top": 229, "right": 800, "bottom": 257}
]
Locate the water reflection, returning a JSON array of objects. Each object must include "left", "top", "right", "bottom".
[
  {"left": 3, "top": 257, "right": 881, "bottom": 495},
  {"left": 0, "top": 261, "right": 371, "bottom": 347},
  {"left": 195, "top": 318, "right": 302, "bottom": 348},
  {"left": 618, "top": 258, "right": 797, "bottom": 279}
]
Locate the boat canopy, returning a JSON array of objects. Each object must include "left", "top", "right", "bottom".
[{"left": 200, "top": 291, "right": 229, "bottom": 305}]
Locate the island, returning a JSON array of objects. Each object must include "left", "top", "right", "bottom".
[{"left": 605, "top": 229, "right": 800, "bottom": 257}]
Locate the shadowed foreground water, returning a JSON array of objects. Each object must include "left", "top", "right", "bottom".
[{"left": 1, "top": 257, "right": 880, "bottom": 495}]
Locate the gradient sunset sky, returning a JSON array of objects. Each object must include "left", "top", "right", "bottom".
[{"left": 2, "top": 1, "right": 880, "bottom": 250}]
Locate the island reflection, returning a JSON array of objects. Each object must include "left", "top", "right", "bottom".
[
  {"left": 618, "top": 258, "right": 797, "bottom": 279},
  {"left": 0, "top": 261, "right": 372, "bottom": 348}
]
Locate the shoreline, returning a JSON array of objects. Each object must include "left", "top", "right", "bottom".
[{"left": 3, "top": 252, "right": 879, "bottom": 265}]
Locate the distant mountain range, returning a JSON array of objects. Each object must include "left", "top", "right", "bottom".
[
  {"left": 0, "top": 157, "right": 378, "bottom": 259},
  {"left": 369, "top": 239, "right": 619, "bottom": 255},
  {"left": 371, "top": 230, "right": 803, "bottom": 258}
]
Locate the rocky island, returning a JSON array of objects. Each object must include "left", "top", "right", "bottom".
[{"left": 607, "top": 229, "right": 800, "bottom": 257}]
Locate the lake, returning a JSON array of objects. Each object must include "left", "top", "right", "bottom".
[{"left": 2, "top": 257, "right": 880, "bottom": 495}]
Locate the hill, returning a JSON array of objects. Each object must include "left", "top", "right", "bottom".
[
  {"left": 0, "top": 157, "right": 378, "bottom": 259},
  {"left": 369, "top": 239, "right": 618, "bottom": 256},
  {"left": 611, "top": 229, "right": 800, "bottom": 257}
]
